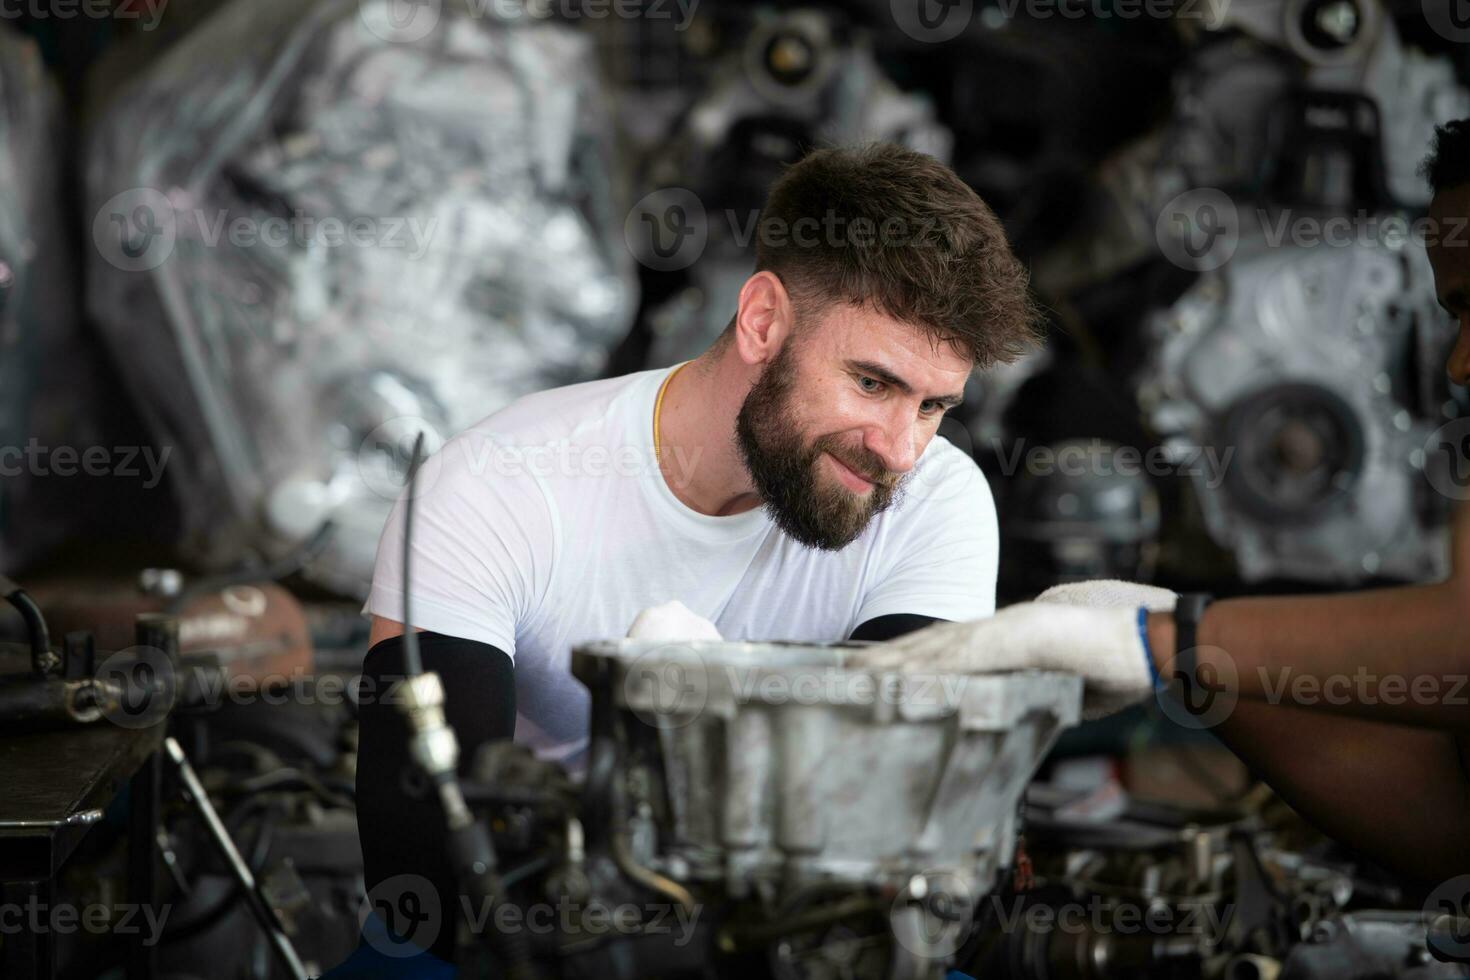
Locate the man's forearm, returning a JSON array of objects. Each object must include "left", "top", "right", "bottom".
[
  {"left": 357, "top": 631, "right": 517, "bottom": 961},
  {"left": 1140, "top": 581, "right": 1470, "bottom": 877},
  {"left": 1212, "top": 700, "right": 1470, "bottom": 879},
  {"left": 1148, "top": 581, "right": 1470, "bottom": 728}
]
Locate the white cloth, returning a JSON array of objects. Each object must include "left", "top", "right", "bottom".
[
  {"left": 365, "top": 365, "right": 1000, "bottom": 764},
  {"left": 626, "top": 600, "right": 723, "bottom": 641},
  {"left": 847, "top": 593, "right": 1164, "bottom": 720}
]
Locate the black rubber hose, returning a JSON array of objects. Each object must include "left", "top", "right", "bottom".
[{"left": 0, "top": 576, "right": 53, "bottom": 676}]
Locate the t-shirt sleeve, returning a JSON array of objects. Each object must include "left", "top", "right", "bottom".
[
  {"left": 362, "top": 430, "right": 557, "bottom": 658},
  {"left": 853, "top": 447, "right": 999, "bottom": 627}
]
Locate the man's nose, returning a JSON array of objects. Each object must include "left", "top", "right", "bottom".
[
  {"left": 865, "top": 407, "right": 919, "bottom": 475},
  {"left": 1449, "top": 316, "right": 1470, "bottom": 387}
]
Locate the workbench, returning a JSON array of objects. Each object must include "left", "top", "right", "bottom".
[{"left": 0, "top": 719, "right": 165, "bottom": 980}]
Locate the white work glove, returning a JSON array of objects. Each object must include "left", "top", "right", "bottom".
[
  {"left": 1037, "top": 579, "right": 1177, "bottom": 614},
  {"left": 1034, "top": 580, "right": 1178, "bottom": 718},
  {"left": 847, "top": 580, "right": 1176, "bottom": 720},
  {"left": 625, "top": 600, "right": 723, "bottom": 641}
]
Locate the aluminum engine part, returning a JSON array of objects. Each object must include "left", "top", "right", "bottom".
[
  {"left": 1138, "top": 211, "right": 1451, "bottom": 583},
  {"left": 631, "top": 7, "right": 953, "bottom": 367},
  {"left": 1215, "top": 0, "right": 1470, "bottom": 208},
  {"left": 0, "top": 29, "right": 104, "bottom": 573},
  {"left": 1095, "top": 1, "right": 1470, "bottom": 584},
  {"left": 1036, "top": 1, "right": 1468, "bottom": 299},
  {"left": 966, "top": 782, "right": 1426, "bottom": 980},
  {"left": 86, "top": 0, "right": 636, "bottom": 597},
  {"left": 1279, "top": 912, "right": 1470, "bottom": 979},
  {"left": 1001, "top": 438, "right": 1163, "bottom": 591},
  {"left": 573, "top": 639, "right": 1082, "bottom": 900},
  {"left": 0, "top": 30, "right": 57, "bottom": 546}
]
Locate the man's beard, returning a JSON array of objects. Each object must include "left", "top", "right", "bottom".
[{"left": 735, "top": 345, "right": 906, "bottom": 551}]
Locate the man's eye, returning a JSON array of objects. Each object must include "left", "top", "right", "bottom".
[
  {"left": 920, "top": 401, "right": 941, "bottom": 416},
  {"left": 857, "top": 376, "right": 882, "bottom": 393}
]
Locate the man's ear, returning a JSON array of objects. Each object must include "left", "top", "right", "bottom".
[{"left": 733, "top": 271, "right": 795, "bottom": 366}]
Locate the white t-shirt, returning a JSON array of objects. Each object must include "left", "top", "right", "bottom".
[{"left": 365, "top": 365, "right": 999, "bottom": 765}]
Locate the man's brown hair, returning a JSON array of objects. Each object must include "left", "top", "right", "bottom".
[{"left": 752, "top": 142, "right": 1041, "bottom": 368}]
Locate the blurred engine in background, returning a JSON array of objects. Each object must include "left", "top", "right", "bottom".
[
  {"left": 0, "top": 1, "right": 1467, "bottom": 978},
  {"left": 9, "top": 0, "right": 1466, "bottom": 598}
]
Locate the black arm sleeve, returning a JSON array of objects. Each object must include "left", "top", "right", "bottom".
[
  {"left": 355, "top": 631, "right": 516, "bottom": 961},
  {"left": 848, "top": 614, "right": 946, "bottom": 642}
]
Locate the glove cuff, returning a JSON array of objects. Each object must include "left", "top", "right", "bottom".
[{"left": 1137, "top": 607, "right": 1162, "bottom": 690}]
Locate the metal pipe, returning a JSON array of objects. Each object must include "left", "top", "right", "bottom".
[
  {"left": 0, "top": 678, "right": 103, "bottom": 727},
  {"left": 164, "top": 737, "right": 307, "bottom": 980},
  {"left": 610, "top": 830, "right": 698, "bottom": 916},
  {"left": 1228, "top": 953, "right": 1282, "bottom": 980}
]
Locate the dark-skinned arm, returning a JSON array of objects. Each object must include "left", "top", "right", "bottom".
[{"left": 1140, "top": 502, "right": 1470, "bottom": 878}]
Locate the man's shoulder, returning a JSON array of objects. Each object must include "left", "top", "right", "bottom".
[
  {"left": 465, "top": 369, "right": 659, "bottom": 446},
  {"left": 419, "top": 370, "right": 658, "bottom": 507}
]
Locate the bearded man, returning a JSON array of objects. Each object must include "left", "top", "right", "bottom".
[{"left": 351, "top": 142, "right": 1040, "bottom": 965}]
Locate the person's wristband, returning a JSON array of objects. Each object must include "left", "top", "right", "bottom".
[
  {"left": 1137, "top": 607, "right": 1162, "bottom": 689},
  {"left": 1172, "top": 593, "right": 1213, "bottom": 701}
]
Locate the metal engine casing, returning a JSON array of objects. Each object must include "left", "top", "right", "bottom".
[
  {"left": 573, "top": 639, "right": 1082, "bottom": 900},
  {"left": 1138, "top": 215, "right": 1450, "bottom": 583},
  {"left": 1280, "top": 912, "right": 1470, "bottom": 980},
  {"left": 85, "top": 0, "right": 637, "bottom": 598}
]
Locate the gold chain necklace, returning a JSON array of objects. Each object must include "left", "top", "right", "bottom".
[{"left": 653, "top": 361, "right": 690, "bottom": 461}]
